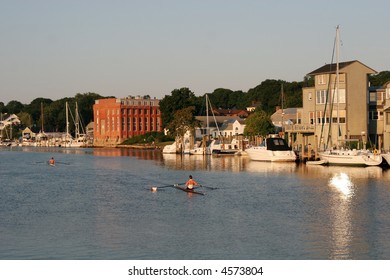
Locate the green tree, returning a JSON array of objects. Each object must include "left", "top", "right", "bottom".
[
  {"left": 24, "top": 98, "right": 53, "bottom": 131},
  {"left": 17, "top": 112, "right": 33, "bottom": 128},
  {"left": 159, "top": 87, "right": 199, "bottom": 127},
  {"left": 6, "top": 100, "right": 25, "bottom": 114},
  {"left": 75, "top": 92, "right": 105, "bottom": 127},
  {"left": 0, "top": 102, "right": 6, "bottom": 114},
  {"left": 166, "top": 106, "right": 200, "bottom": 138},
  {"left": 244, "top": 110, "right": 274, "bottom": 136},
  {"left": 369, "top": 71, "right": 390, "bottom": 86}
]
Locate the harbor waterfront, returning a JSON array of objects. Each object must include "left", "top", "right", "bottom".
[{"left": 1, "top": 147, "right": 390, "bottom": 260}]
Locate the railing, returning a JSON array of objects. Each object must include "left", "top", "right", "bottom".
[{"left": 284, "top": 124, "right": 315, "bottom": 133}]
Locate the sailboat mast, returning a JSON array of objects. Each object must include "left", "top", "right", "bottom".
[
  {"left": 41, "top": 102, "right": 44, "bottom": 132},
  {"left": 66, "top": 102, "right": 69, "bottom": 147},
  {"left": 206, "top": 94, "right": 209, "bottom": 138},
  {"left": 281, "top": 83, "right": 284, "bottom": 136},
  {"left": 336, "top": 25, "right": 340, "bottom": 148},
  {"left": 75, "top": 102, "right": 80, "bottom": 139}
]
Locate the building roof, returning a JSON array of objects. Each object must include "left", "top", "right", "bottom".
[
  {"left": 307, "top": 60, "right": 377, "bottom": 76},
  {"left": 195, "top": 116, "right": 244, "bottom": 128},
  {"left": 271, "top": 108, "right": 298, "bottom": 126},
  {"left": 212, "top": 108, "right": 249, "bottom": 117}
]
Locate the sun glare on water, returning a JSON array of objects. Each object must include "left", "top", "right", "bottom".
[{"left": 328, "top": 172, "right": 355, "bottom": 198}]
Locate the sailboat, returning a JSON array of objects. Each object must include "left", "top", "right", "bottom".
[
  {"left": 189, "top": 94, "right": 213, "bottom": 155},
  {"left": 316, "top": 26, "right": 382, "bottom": 166},
  {"left": 189, "top": 94, "right": 240, "bottom": 155},
  {"left": 62, "top": 102, "right": 88, "bottom": 148}
]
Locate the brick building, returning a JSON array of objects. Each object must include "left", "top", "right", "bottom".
[{"left": 93, "top": 96, "right": 162, "bottom": 146}]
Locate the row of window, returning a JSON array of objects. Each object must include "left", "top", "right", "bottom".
[
  {"left": 314, "top": 89, "right": 346, "bottom": 104},
  {"left": 96, "top": 108, "right": 160, "bottom": 116},
  {"left": 121, "top": 100, "right": 157, "bottom": 106},
  {"left": 306, "top": 110, "right": 385, "bottom": 124},
  {"left": 311, "top": 89, "right": 390, "bottom": 104},
  {"left": 317, "top": 74, "right": 346, "bottom": 85},
  {"left": 96, "top": 117, "right": 160, "bottom": 133}
]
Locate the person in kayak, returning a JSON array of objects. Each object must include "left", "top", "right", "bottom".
[{"left": 185, "top": 175, "right": 199, "bottom": 190}]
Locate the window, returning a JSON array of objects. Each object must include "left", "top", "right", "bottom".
[
  {"left": 316, "top": 111, "right": 323, "bottom": 124},
  {"left": 331, "top": 89, "right": 346, "bottom": 103},
  {"left": 316, "top": 90, "right": 327, "bottom": 104},
  {"left": 370, "top": 110, "right": 379, "bottom": 120},
  {"left": 370, "top": 92, "right": 377, "bottom": 103},
  {"left": 318, "top": 75, "right": 326, "bottom": 85},
  {"left": 386, "top": 112, "right": 390, "bottom": 124},
  {"left": 309, "top": 112, "right": 315, "bottom": 125}
]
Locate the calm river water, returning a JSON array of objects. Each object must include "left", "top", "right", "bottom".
[{"left": 1, "top": 147, "right": 390, "bottom": 260}]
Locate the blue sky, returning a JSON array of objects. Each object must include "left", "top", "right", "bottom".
[{"left": 1, "top": 0, "right": 389, "bottom": 104}]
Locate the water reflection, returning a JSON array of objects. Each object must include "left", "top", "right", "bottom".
[
  {"left": 245, "top": 161, "right": 299, "bottom": 174},
  {"left": 92, "top": 148, "right": 163, "bottom": 161},
  {"left": 328, "top": 172, "right": 355, "bottom": 259},
  {"left": 162, "top": 154, "right": 251, "bottom": 172}
]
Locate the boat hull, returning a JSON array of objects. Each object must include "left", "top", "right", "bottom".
[
  {"left": 174, "top": 185, "right": 204, "bottom": 195},
  {"left": 246, "top": 147, "right": 297, "bottom": 162},
  {"left": 318, "top": 150, "right": 382, "bottom": 166}
]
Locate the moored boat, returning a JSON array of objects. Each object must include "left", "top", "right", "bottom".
[
  {"left": 318, "top": 149, "right": 383, "bottom": 166},
  {"left": 245, "top": 137, "right": 297, "bottom": 162}
]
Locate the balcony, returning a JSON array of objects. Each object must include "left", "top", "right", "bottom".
[{"left": 284, "top": 124, "right": 315, "bottom": 133}]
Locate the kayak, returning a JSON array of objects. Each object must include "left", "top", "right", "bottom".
[{"left": 174, "top": 185, "right": 205, "bottom": 195}]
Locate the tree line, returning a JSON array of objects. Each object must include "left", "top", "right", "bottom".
[
  {"left": 1, "top": 71, "right": 389, "bottom": 139},
  {"left": 0, "top": 93, "right": 108, "bottom": 135}
]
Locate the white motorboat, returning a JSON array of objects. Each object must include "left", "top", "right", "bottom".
[
  {"left": 162, "top": 142, "right": 180, "bottom": 154},
  {"left": 245, "top": 137, "right": 297, "bottom": 162}
]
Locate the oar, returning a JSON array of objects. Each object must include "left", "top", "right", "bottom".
[
  {"left": 199, "top": 184, "right": 218, "bottom": 190},
  {"left": 150, "top": 183, "right": 184, "bottom": 192},
  {"left": 56, "top": 161, "right": 70, "bottom": 165}
]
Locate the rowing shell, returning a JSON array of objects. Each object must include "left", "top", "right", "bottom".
[{"left": 174, "top": 185, "right": 205, "bottom": 195}]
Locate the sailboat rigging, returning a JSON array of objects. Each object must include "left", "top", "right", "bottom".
[
  {"left": 316, "top": 26, "right": 382, "bottom": 166},
  {"left": 62, "top": 101, "right": 88, "bottom": 148}
]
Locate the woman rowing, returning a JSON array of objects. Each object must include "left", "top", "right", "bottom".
[{"left": 185, "top": 175, "right": 199, "bottom": 190}]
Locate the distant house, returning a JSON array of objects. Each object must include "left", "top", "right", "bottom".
[
  {"left": 369, "top": 81, "right": 390, "bottom": 150},
  {"left": 219, "top": 119, "right": 246, "bottom": 138},
  {"left": 194, "top": 116, "right": 245, "bottom": 139},
  {"left": 271, "top": 108, "right": 298, "bottom": 131}
]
